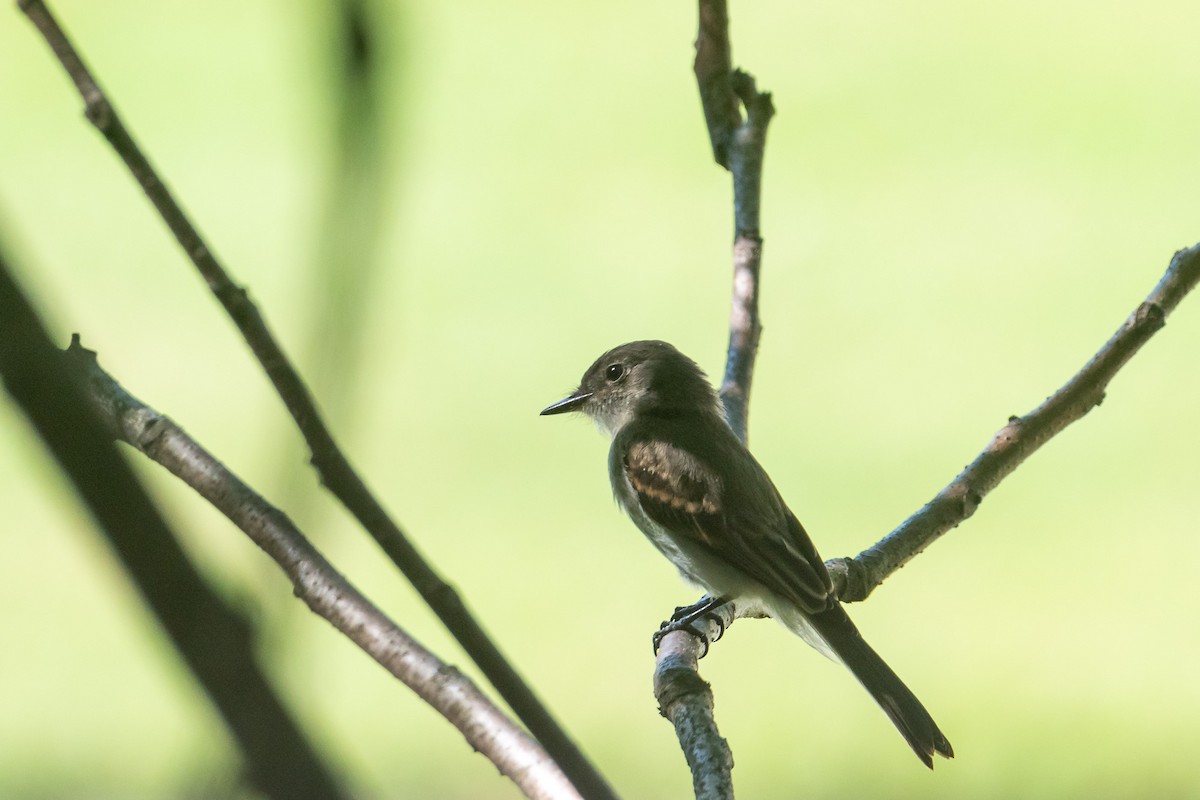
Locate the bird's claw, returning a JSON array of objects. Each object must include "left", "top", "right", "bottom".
[
  {"left": 652, "top": 618, "right": 711, "bottom": 657},
  {"left": 652, "top": 595, "right": 732, "bottom": 657},
  {"left": 669, "top": 596, "right": 715, "bottom": 622}
]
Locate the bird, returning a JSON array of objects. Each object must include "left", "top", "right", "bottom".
[{"left": 541, "top": 339, "right": 953, "bottom": 768}]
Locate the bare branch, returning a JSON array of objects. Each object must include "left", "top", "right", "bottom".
[
  {"left": 827, "top": 242, "right": 1200, "bottom": 601},
  {"left": 61, "top": 336, "right": 580, "bottom": 800},
  {"left": 653, "top": 617, "right": 735, "bottom": 800},
  {"left": 720, "top": 228, "right": 765, "bottom": 443},
  {"left": 653, "top": 4, "right": 776, "bottom": 794},
  {"left": 694, "top": 0, "right": 776, "bottom": 443},
  {"left": 17, "top": 4, "right": 615, "bottom": 796},
  {"left": 693, "top": 0, "right": 739, "bottom": 169}
]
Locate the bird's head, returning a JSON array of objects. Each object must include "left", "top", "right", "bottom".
[{"left": 541, "top": 340, "right": 720, "bottom": 435}]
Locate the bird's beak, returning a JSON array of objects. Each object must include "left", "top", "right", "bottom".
[{"left": 540, "top": 391, "right": 593, "bottom": 416}]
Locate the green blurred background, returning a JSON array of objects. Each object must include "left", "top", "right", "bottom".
[{"left": 3, "top": 1, "right": 1199, "bottom": 797}]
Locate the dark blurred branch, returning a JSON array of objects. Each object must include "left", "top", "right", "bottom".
[
  {"left": 60, "top": 335, "right": 578, "bottom": 800},
  {"left": 301, "top": 0, "right": 391, "bottom": 420},
  {"left": 274, "top": 0, "right": 394, "bottom": 545},
  {"left": 18, "top": 4, "right": 616, "bottom": 797},
  {"left": 827, "top": 242, "right": 1200, "bottom": 600},
  {"left": 0, "top": 249, "right": 346, "bottom": 800}
]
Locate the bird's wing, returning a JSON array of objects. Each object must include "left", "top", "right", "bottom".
[{"left": 623, "top": 438, "right": 834, "bottom": 614}]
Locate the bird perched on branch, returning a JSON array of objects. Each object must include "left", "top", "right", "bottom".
[{"left": 542, "top": 340, "right": 952, "bottom": 768}]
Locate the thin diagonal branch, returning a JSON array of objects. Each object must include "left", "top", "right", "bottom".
[
  {"left": 17, "top": 4, "right": 615, "bottom": 797},
  {"left": 0, "top": 250, "right": 347, "bottom": 800},
  {"left": 827, "top": 242, "right": 1200, "bottom": 601},
  {"left": 60, "top": 335, "right": 578, "bottom": 800}
]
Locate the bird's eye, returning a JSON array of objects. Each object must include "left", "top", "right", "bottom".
[{"left": 605, "top": 363, "right": 625, "bottom": 382}]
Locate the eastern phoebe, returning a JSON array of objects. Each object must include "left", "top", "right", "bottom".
[{"left": 542, "top": 340, "right": 952, "bottom": 768}]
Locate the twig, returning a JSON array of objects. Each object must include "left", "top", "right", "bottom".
[
  {"left": 0, "top": 249, "right": 347, "bottom": 800},
  {"left": 62, "top": 336, "right": 580, "bottom": 800},
  {"left": 17, "top": 4, "right": 616, "bottom": 797},
  {"left": 694, "top": 0, "right": 775, "bottom": 443},
  {"left": 692, "top": 0, "right": 739, "bottom": 169},
  {"left": 827, "top": 242, "right": 1200, "bottom": 601}
]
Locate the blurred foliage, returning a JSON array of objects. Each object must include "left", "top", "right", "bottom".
[{"left": 2, "top": 0, "right": 1199, "bottom": 798}]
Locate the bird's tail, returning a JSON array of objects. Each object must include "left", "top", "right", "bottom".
[{"left": 807, "top": 604, "right": 954, "bottom": 768}]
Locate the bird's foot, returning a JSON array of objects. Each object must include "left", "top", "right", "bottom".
[{"left": 652, "top": 595, "right": 731, "bottom": 657}]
